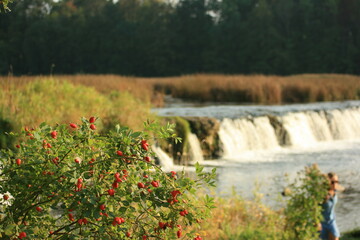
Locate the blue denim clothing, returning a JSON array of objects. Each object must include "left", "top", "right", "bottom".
[{"left": 320, "top": 193, "right": 340, "bottom": 239}]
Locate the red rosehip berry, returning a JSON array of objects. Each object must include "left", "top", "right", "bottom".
[
  {"left": 36, "top": 206, "right": 42, "bottom": 212},
  {"left": 141, "top": 140, "right": 149, "bottom": 151},
  {"left": 126, "top": 232, "right": 131, "bottom": 237},
  {"left": 144, "top": 156, "right": 151, "bottom": 162},
  {"left": 68, "top": 213, "right": 75, "bottom": 221},
  {"left": 171, "top": 190, "right": 181, "bottom": 198},
  {"left": 151, "top": 181, "right": 159, "bottom": 188},
  {"left": 90, "top": 124, "right": 96, "bottom": 130},
  {"left": 18, "top": 232, "right": 27, "bottom": 239},
  {"left": 89, "top": 116, "right": 96, "bottom": 123},
  {"left": 16, "top": 158, "right": 22, "bottom": 166},
  {"left": 52, "top": 157, "right": 59, "bottom": 165},
  {"left": 159, "top": 222, "right": 166, "bottom": 229},
  {"left": 69, "top": 123, "right": 77, "bottom": 128},
  {"left": 180, "top": 209, "right": 188, "bottom": 216},
  {"left": 137, "top": 182, "right": 145, "bottom": 188},
  {"left": 112, "top": 181, "right": 119, "bottom": 189},
  {"left": 108, "top": 189, "right": 115, "bottom": 196},
  {"left": 112, "top": 217, "right": 125, "bottom": 226},
  {"left": 77, "top": 178, "right": 83, "bottom": 184},
  {"left": 177, "top": 230, "right": 182, "bottom": 238},
  {"left": 99, "top": 204, "right": 106, "bottom": 210},
  {"left": 16, "top": 144, "right": 20, "bottom": 148},
  {"left": 51, "top": 131, "right": 57, "bottom": 139},
  {"left": 116, "top": 150, "right": 123, "bottom": 156}
]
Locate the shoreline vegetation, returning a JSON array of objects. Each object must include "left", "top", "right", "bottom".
[
  {"left": 2, "top": 74, "right": 360, "bottom": 107},
  {"left": 199, "top": 194, "right": 360, "bottom": 240},
  {"left": 1, "top": 73, "right": 360, "bottom": 158},
  {"left": 1, "top": 75, "right": 360, "bottom": 238}
]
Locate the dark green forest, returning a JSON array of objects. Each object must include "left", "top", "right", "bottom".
[{"left": 0, "top": 0, "right": 359, "bottom": 76}]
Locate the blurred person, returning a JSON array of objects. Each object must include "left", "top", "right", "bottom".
[{"left": 320, "top": 172, "right": 341, "bottom": 240}]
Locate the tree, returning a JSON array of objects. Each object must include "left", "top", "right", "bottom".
[{"left": 167, "top": 0, "right": 214, "bottom": 75}]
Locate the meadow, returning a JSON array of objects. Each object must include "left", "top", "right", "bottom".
[{"left": 2, "top": 74, "right": 360, "bottom": 109}]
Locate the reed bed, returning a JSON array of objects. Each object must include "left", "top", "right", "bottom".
[
  {"left": 2, "top": 74, "right": 360, "bottom": 107},
  {"left": 146, "top": 74, "right": 360, "bottom": 104}
]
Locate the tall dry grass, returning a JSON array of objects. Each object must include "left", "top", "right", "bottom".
[
  {"left": 188, "top": 193, "right": 285, "bottom": 240},
  {"left": 2, "top": 74, "right": 360, "bottom": 106},
  {"left": 146, "top": 74, "right": 360, "bottom": 104},
  {"left": 0, "top": 77, "right": 154, "bottom": 134}
]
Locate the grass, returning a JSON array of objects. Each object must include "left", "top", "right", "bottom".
[
  {"left": 195, "top": 194, "right": 360, "bottom": 240},
  {"left": 148, "top": 74, "right": 360, "bottom": 104},
  {"left": 198, "top": 195, "right": 285, "bottom": 240},
  {"left": 0, "top": 77, "right": 155, "bottom": 148},
  {"left": 2, "top": 74, "right": 360, "bottom": 108}
]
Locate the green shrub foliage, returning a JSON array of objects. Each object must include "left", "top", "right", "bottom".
[
  {"left": 0, "top": 117, "right": 216, "bottom": 239},
  {"left": 284, "top": 164, "right": 329, "bottom": 240}
]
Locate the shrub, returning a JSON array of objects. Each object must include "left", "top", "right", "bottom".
[
  {"left": 0, "top": 117, "right": 216, "bottom": 239},
  {"left": 283, "top": 164, "right": 328, "bottom": 240}
]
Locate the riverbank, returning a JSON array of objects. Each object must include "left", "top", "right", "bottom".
[{"left": 197, "top": 194, "right": 360, "bottom": 240}]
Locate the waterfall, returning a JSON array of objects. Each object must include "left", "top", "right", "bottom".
[
  {"left": 218, "top": 107, "right": 360, "bottom": 158},
  {"left": 153, "top": 102, "right": 360, "bottom": 162},
  {"left": 328, "top": 109, "right": 360, "bottom": 139},
  {"left": 151, "top": 145, "right": 174, "bottom": 171},
  {"left": 187, "top": 133, "right": 204, "bottom": 163},
  {"left": 219, "top": 116, "right": 280, "bottom": 157},
  {"left": 282, "top": 112, "right": 319, "bottom": 147}
]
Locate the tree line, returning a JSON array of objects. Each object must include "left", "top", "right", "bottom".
[{"left": 0, "top": 0, "right": 359, "bottom": 76}]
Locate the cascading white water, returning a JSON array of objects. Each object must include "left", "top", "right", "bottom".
[
  {"left": 305, "top": 111, "right": 333, "bottom": 141},
  {"left": 328, "top": 108, "right": 360, "bottom": 139},
  {"left": 218, "top": 107, "right": 360, "bottom": 158},
  {"left": 282, "top": 112, "right": 319, "bottom": 147},
  {"left": 152, "top": 134, "right": 204, "bottom": 167},
  {"left": 219, "top": 116, "right": 280, "bottom": 157},
  {"left": 187, "top": 133, "right": 204, "bottom": 163},
  {"left": 151, "top": 145, "right": 174, "bottom": 171}
]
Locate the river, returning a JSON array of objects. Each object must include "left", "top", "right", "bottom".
[{"left": 153, "top": 100, "right": 360, "bottom": 233}]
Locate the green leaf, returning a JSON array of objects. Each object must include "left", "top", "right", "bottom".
[
  {"left": 4, "top": 224, "right": 16, "bottom": 236},
  {"left": 131, "top": 132, "right": 141, "bottom": 138}
]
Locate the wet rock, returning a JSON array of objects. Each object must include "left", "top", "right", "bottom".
[
  {"left": 184, "top": 117, "right": 222, "bottom": 159},
  {"left": 267, "top": 115, "right": 291, "bottom": 146}
]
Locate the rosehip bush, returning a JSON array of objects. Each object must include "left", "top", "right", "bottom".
[{"left": 0, "top": 117, "right": 216, "bottom": 239}]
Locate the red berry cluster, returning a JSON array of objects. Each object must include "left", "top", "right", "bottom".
[{"left": 112, "top": 217, "right": 125, "bottom": 226}]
